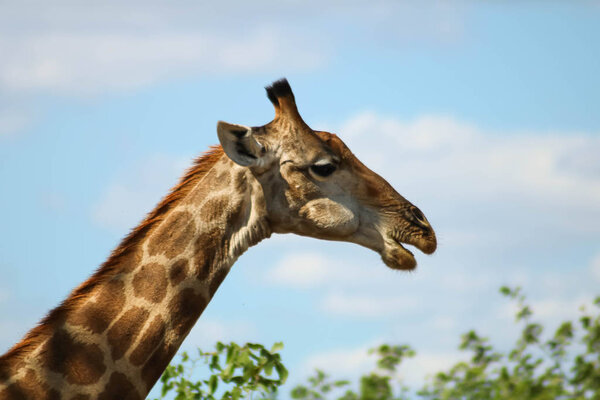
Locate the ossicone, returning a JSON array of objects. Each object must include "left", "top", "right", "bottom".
[{"left": 265, "top": 78, "right": 300, "bottom": 119}]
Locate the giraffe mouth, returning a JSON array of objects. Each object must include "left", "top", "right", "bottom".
[
  {"left": 382, "top": 230, "right": 436, "bottom": 271},
  {"left": 393, "top": 239, "right": 414, "bottom": 256},
  {"left": 380, "top": 235, "right": 418, "bottom": 271}
]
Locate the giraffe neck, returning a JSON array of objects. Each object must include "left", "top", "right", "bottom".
[{"left": 0, "top": 150, "right": 271, "bottom": 399}]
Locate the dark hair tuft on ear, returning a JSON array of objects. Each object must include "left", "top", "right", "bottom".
[{"left": 265, "top": 78, "right": 295, "bottom": 106}]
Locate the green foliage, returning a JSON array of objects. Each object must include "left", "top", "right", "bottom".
[
  {"left": 417, "top": 287, "right": 600, "bottom": 400},
  {"left": 155, "top": 342, "right": 287, "bottom": 400},
  {"left": 157, "top": 288, "right": 600, "bottom": 399}
]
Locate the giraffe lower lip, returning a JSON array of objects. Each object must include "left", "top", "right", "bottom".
[{"left": 381, "top": 236, "right": 417, "bottom": 270}]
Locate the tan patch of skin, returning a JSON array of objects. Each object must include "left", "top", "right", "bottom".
[{"left": 193, "top": 227, "right": 220, "bottom": 281}]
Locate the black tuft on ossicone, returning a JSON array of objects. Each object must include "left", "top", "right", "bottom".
[{"left": 265, "top": 78, "right": 295, "bottom": 106}]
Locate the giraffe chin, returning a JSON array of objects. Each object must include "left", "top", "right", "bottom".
[{"left": 381, "top": 240, "right": 417, "bottom": 271}]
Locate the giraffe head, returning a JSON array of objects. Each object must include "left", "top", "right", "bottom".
[{"left": 217, "top": 79, "right": 436, "bottom": 270}]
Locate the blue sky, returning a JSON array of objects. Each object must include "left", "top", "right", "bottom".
[{"left": 1, "top": 1, "right": 600, "bottom": 396}]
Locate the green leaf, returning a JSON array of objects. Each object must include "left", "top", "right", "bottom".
[
  {"left": 154, "top": 289, "right": 600, "bottom": 400},
  {"left": 499, "top": 286, "right": 512, "bottom": 296},
  {"left": 208, "top": 374, "right": 218, "bottom": 394},
  {"left": 290, "top": 386, "right": 308, "bottom": 399},
  {"left": 247, "top": 343, "right": 263, "bottom": 351},
  {"left": 275, "top": 363, "right": 289, "bottom": 384},
  {"left": 231, "top": 386, "right": 242, "bottom": 400},
  {"left": 271, "top": 342, "right": 284, "bottom": 353}
]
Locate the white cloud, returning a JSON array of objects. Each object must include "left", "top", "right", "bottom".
[
  {"left": 499, "top": 294, "right": 592, "bottom": 328},
  {"left": 401, "top": 351, "right": 466, "bottom": 386},
  {"left": 267, "top": 253, "right": 331, "bottom": 289},
  {"left": 266, "top": 252, "right": 390, "bottom": 290},
  {"left": 0, "top": 1, "right": 467, "bottom": 142},
  {"left": 183, "top": 318, "right": 258, "bottom": 350},
  {"left": 0, "top": 30, "right": 323, "bottom": 95},
  {"left": 531, "top": 296, "right": 592, "bottom": 320},
  {"left": 301, "top": 344, "right": 375, "bottom": 377},
  {"left": 266, "top": 248, "right": 529, "bottom": 297},
  {"left": 300, "top": 343, "right": 464, "bottom": 388},
  {"left": 92, "top": 154, "right": 190, "bottom": 233},
  {"left": 429, "top": 315, "right": 458, "bottom": 331},
  {"left": 0, "top": 3, "right": 326, "bottom": 96},
  {"left": 0, "top": 1, "right": 467, "bottom": 96}
]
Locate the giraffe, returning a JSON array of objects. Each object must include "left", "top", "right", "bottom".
[{"left": 0, "top": 79, "right": 436, "bottom": 399}]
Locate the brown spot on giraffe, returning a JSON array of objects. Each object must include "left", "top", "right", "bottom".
[
  {"left": 147, "top": 211, "right": 195, "bottom": 258},
  {"left": 106, "top": 307, "right": 150, "bottom": 360},
  {"left": 98, "top": 372, "right": 141, "bottom": 400},
  {"left": 141, "top": 341, "right": 179, "bottom": 391},
  {"left": 41, "top": 329, "right": 106, "bottom": 385},
  {"left": 193, "top": 226, "right": 220, "bottom": 280},
  {"left": 168, "top": 259, "right": 189, "bottom": 286},
  {"left": 128, "top": 315, "right": 166, "bottom": 366},
  {"left": 68, "top": 278, "right": 126, "bottom": 334},
  {"left": 168, "top": 288, "right": 206, "bottom": 338},
  {"left": 132, "top": 263, "right": 168, "bottom": 303}
]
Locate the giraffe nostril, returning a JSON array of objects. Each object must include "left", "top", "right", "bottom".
[{"left": 410, "top": 206, "right": 429, "bottom": 228}]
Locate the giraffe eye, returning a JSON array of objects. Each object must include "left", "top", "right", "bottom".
[{"left": 309, "top": 162, "right": 337, "bottom": 179}]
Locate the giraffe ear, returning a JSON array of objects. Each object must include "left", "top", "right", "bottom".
[{"left": 217, "top": 121, "right": 265, "bottom": 167}]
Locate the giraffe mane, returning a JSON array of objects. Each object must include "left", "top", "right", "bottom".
[{"left": 0, "top": 146, "right": 225, "bottom": 362}]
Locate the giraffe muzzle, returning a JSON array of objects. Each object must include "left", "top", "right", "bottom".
[{"left": 382, "top": 220, "right": 437, "bottom": 270}]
